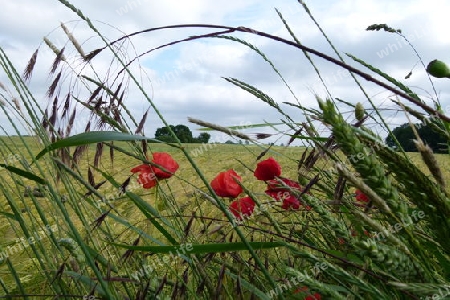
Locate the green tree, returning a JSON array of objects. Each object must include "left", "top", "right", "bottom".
[
  {"left": 417, "top": 122, "right": 448, "bottom": 153},
  {"left": 173, "top": 124, "right": 193, "bottom": 143},
  {"left": 193, "top": 132, "right": 211, "bottom": 143},
  {"left": 155, "top": 125, "right": 176, "bottom": 143},
  {"left": 155, "top": 124, "right": 210, "bottom": 143},
  {"left": 385, "top": 122, "right": 448, "bottom": 153}
]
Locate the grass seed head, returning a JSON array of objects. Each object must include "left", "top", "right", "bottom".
[{"left": 60, "top": 22, "right": 85, "bottom": 58}]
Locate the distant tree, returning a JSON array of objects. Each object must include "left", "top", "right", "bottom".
[
  {"left": 225, "top": 140, "right": 235, "bottom": 144},
  {"left": 385, "top": 122, "right": 448, "bottom": 153},
  {"left": 417, "top": 122, "right": 448, "bottom": 153},
  {"left": 385, "top": 123, "right": 416, "bottom": 151},
  {"left": 193, "top": 132, "right": 211, "bottom": 143},
  {"left": 155, "top": 125, "right": 211, "bottom": 143},
  {"left": 173, "top": 124, "right": 193, "bottom": 143},
  {"left": 155, "top": 125, "right": 177, "bottom": 143}
]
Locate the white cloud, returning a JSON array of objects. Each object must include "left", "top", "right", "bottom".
[{"left": 1, "top": 0, "right": 449, "bottom": 144}]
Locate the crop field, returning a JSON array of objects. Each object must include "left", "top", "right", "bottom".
[
  {"left": 1, "top": 1, "right": 450, "bottom": 298},
  {"left": 1, "top": 136, "right": 449, "bottom": 297}
]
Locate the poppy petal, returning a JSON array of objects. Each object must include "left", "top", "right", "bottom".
[
  {"left": 254, "top": 157, "right": 282, "bottom": 181},
  {"left": 211, "top": 169, "right": 243, "bottom": 198}
]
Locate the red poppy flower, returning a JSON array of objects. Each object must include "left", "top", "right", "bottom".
[
  {"left": 265, "top": 177, "right": 305, "bottom": 210},
  {"left": 305, "top": 293, "right": 321, "bottom": 300},
  {"left": 130, "top": 164, "right": 158, "bottom": 189},
  {"left": 151, "top": 152, "right": 179, "bottom": 179},
  {"left": 211, "top": 169, "right": 243, "bottom": 198},
  {"left": 131, "top": 152, "right": 179, "bottom": 189},
  {"left": 281, "top": 195, "right": 301, "bottom": 210},
  {"left": 229, "top": 197, "right": 255, "bottom": 220},
  {"left": 355, "top": 189, "right": 369, "bottom": 202},
  {"left": 254, "top": 157, "right": 282, "bottom": 181},
  {"left": 264, "top": 190, "right": 286, "bottom": 202}
]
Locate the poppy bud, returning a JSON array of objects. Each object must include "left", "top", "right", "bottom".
[
  {"left": 426, "top": 59, "right": 450, "bottom": 78},
  {"left": 355, "top": 102, "right": 365, "bottom": 121}
]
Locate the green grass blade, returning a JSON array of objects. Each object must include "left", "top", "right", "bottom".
[
  {"left": 224, "top": 77, "right": 294, "bottom": 123},
  {"left": 35, "top": 131, "right": 160, "bottom": 160},
  {"left": 346, "top": 53, "right": 422, "bottom": 102},
  {"left": 4, "top": 258, "right": 27, "bottom": 299},
  {"left": 226, "top": 271, "right": 271, "bottom": 300},
  {"left": 84, "top": 244, "right": 119, "bottom": 273},
  {"left": 0, "top": 211, "right": 19, "bottom": 221},
  {"left": 110, "top": 241, "right": 284, "bottom": 254},
  {"left": 0, "top": 164, "right": 47, "bottom": 184},
  {"left": 125, "top": 192, "right": 178, "bottom": 245}
]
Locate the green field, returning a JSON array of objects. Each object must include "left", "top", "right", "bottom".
[
  {"left": 1, "top": 136, "right": 449, "bottom": 298},
  {"left": 0, "top": 138, "right": 309, "bottom": 295}
]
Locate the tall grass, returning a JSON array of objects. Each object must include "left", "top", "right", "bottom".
[{"left": 0, "top": 1, "right": 449, "bottom": 299}]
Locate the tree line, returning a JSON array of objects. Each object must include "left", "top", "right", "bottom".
[
  {"left": 154, "top": 122, "right": 448, "bottom": 152},
  {"left": 385, "top": 121, "right": 448, "bottom": 153}
]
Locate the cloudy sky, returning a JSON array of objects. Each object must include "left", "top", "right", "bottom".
[{"left": 1, "top": 0, "right": 449, "bottom": 145}]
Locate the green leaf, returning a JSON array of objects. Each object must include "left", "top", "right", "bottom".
[
  {"left": 36, "top": 131, "right": 160, "bottom": 160},
  {"left": 0, "top": 211, "right": 19, "bottom": 221},
  {"left": 110, "top": 241, "right": 284, "bottom": 255},
  {"left": 0, "top": 164, "right": 47, "bottom": 184}
]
